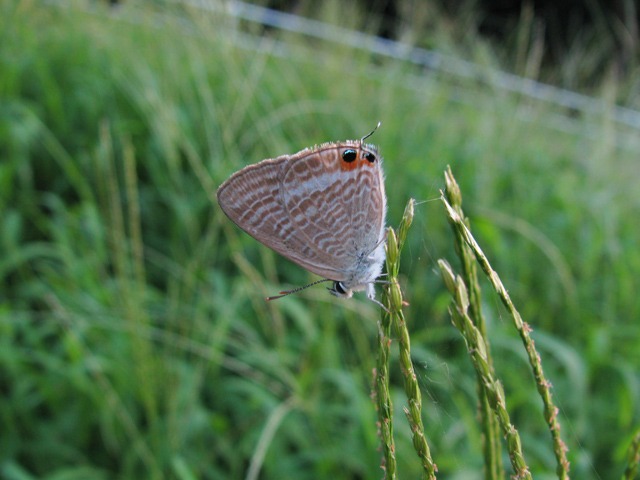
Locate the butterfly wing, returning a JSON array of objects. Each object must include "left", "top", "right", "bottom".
[
  {"left": 217, "top": 150, "right": 348, "bottom": 280},
  {"left": 280, "top": 142, "right": 386, "bottom": 280},
  {"left": 217, "top": 142, "right": 386, "bottom": 282}
]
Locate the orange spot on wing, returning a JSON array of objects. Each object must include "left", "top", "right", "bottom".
[{"left": 339, "top": 153, "right": 375, "bottom": 172}]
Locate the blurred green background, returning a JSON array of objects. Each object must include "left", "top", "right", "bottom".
[{"left": 1, "top": 1, "right": 639, "bottom": 479}]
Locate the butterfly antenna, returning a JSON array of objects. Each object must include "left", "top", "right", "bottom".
[
  {"left": 361, "top": 121, "right": 382, "bottom": 143},
  {"left": 266, "top": 278, "right": 333, "bottom": 301}
]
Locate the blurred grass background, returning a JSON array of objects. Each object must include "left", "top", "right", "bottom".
[{"left": 1, "top": 0, "right": 639, "bottom": 479}]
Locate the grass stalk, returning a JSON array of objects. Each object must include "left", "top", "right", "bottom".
[
  {"left": 439, "top": 259, "right": 532, "bottom": 479},
  {"left": 443, "top": 168, "right": 504, "bottom": 480},
  {"left": 375, "top": 294, "right": 397, "bottom": 480},
  {"left": 623, "top": 428, "right": 640, "bottom": 480},
  {"left": 440, "top": 167, "right": 570, "bottom": 479},
  {"left": 378, "top": 199, "right": 437, "bottom": 479}
]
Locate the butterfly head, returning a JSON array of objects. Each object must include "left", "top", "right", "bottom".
[{"left": 328, "top": 281, "right": 353, "bottom": 299}]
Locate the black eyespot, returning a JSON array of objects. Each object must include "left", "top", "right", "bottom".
[
  {"left": 342, "top": 149, "right": 357, "bottom": 162},
  {"left": 364, "top": 152, "right": 376, "bottom": 163}
]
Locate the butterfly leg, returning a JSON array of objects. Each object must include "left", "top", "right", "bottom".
[{"left": 366, "top": 283, "right": 389, "bottom": 312}]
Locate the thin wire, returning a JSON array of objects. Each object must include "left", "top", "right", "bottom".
[{"left": 187, "top": 0, "right": 640, "bottom": 131}]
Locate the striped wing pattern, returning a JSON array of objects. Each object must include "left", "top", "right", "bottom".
[{"left": 216, "top": 141, "right": 386, "bottom": 283}]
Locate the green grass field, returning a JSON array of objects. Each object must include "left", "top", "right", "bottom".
[{"left": 2, "top": 1, "right": 640, "bottom": 479}]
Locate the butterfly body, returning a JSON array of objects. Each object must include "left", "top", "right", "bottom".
[{"left": 217, "top": 139, "right": 387, "bottom": 301}]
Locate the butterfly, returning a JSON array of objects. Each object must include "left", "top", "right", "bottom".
[{"left": 217, "top": 125, "right": 386, "bottom": 302}]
